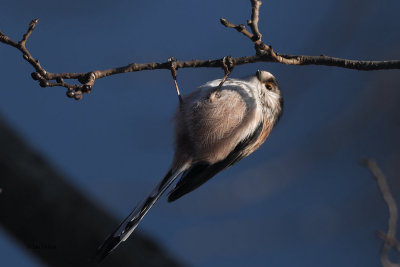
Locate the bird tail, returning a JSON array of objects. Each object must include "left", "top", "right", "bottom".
[{"left": 96, "top": 166, "right": 186, "bottom": 262}]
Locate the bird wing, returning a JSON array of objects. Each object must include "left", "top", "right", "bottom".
[{"left": 168, "top": 121, "right": 263, "bottom": 202}]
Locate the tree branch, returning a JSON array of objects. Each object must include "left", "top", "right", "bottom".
[
  {"left": 362, "top": 159, "right": 400, "bottom": 267},
  {"left": 1, "top": 1, "right": 400, "bottom": 100}
]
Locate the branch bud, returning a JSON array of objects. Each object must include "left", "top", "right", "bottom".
[
  {"left": 220, "top": 18, "right": 229, "bottom": 27},
  {"left": 82, "top": 84, "right": 92, "bottom": 93},
  {"left": 74, "top": 90, "right": 82, "bottom": 100},
  {"left": 78, "top": 72, "right": 96, "bottom": 84},
  {"left": 31, "top": 72, "right": 40, "bottom": 80},
  {"left": 66, "top": 90, "right": 75, "bottom": 98},
  {"left": 39, "top": 79, "right": 49, "bottom": 87},
  {"left": 251, "top": 33, "right": 261, "bottom": 41}
]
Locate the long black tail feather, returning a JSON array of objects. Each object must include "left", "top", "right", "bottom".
[{"left": 95, "top": 167, "right": 185, "bottom": 262}]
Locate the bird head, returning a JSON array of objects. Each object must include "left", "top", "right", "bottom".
[{"left": 253, "top": 70, "right": 283, "bottom": 121}]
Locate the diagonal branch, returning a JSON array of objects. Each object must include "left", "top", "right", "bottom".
[{"left": 1, "top": 1, "right": 400, "bottom": 101}]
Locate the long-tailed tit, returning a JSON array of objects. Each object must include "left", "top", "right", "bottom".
[{"left": 97, "top": 70, "right": 283, "bottom": 260}]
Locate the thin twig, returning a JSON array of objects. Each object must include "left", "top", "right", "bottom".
[
  {"left": 216, "top": 56, "right": 234, "bottom": 90},
  {"left": 168, "top": 57, "right": 183, "bottom": 104},
  {"left": 362, "top": 159, "right": 400, "bottom": 267},
  {"left": 20, "top": 18, "right": 39, "bottom": 46}
]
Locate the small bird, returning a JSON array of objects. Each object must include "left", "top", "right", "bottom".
[{"left": 97, "top": 70, "right": 283, "bottom": 260}]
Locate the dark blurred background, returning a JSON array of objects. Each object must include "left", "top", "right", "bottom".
[{"left": 0, "top": 0, "right": 399, "bottom": 266}]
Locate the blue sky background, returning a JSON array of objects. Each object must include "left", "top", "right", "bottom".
[{"left": 1, "top": 0, "right": 400, "bottom": 266}]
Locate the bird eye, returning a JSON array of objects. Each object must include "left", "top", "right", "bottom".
[{"left": 265, "top": 82, "right": 273, "bottom": 90}]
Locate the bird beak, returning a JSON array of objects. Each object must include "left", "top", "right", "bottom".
[{"left": 256, "top": 70, "right": 261, "bottom": 81}]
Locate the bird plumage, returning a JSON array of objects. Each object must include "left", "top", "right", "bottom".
[{"left": 96, "top": 70, "right": 283, "bottom": 261}]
